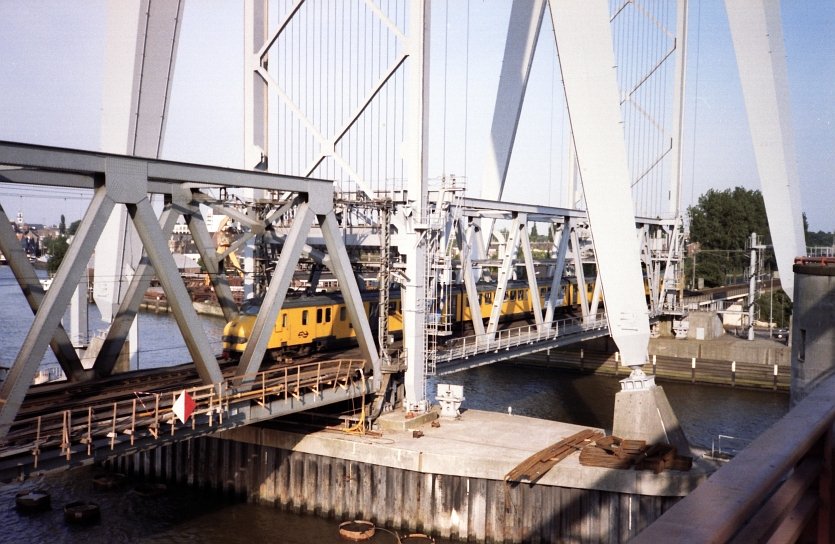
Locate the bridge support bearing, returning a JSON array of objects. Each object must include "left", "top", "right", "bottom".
[{"left": 612, "top": 368, "right": 690, "bottom": 455}]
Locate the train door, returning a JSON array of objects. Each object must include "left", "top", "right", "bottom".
[{"left": 275, "top": 311, "right": 290, "bottom": 348}]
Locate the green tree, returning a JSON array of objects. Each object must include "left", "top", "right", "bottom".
[
  {"left": 44, "top": 236, "right": 69, "bottom": 274},
  {"left": 756, "top": 288, "right": 792, "bottom": 328},
  {"left": 803, "top": 213, "right": 833, "bottom": 247},
  {"left": 68, "top": 219, "right": 81, "bottom": 236},
  {"left": 687, "top": 187, "right": 771, "bottom": 287}
]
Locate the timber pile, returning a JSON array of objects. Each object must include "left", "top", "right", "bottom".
[
  {"left": 505, "top": 428, "right": 605, "bottom": 484},
  {"left": 579, "top": 435, "right": 693, "bottom": 473}
]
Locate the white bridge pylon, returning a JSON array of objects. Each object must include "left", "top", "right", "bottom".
[{"left": 243, "top": 1, "right": 690, "bottom": 408}]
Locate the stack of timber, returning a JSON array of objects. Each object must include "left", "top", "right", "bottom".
[
  {"left": 579, "top": 435, "right": 693, "bottom": 473},
  {"left": 504, "top": 429, "right": 604, "bottom": 483}
]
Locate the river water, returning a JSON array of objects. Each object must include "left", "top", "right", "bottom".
[{"left": 0, "top": 266, "right": 789, "bottom": 543}]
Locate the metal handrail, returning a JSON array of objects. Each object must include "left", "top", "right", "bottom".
[
  {"left": 436, "top": 314, "right": 608, "bottom": 363},
  {"left": 632, "top": 371, "right": 835, "bottom": 543},
  {"left": 3, "top": 359, "right": 367, "bottom": 467}
]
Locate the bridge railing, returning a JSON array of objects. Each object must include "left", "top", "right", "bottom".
[
  {"left": 2, "top": 359, "right": 367, "bottom": 469},
  {"left": 436, "top": 314, "right": 608, "bottom": 364},
  {"left": 632, "top": 371, "right": 835, "bottom": 543}
]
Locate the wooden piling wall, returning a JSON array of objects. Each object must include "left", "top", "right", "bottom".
[
  {"left": 106, "top": 435, "right": 680, "bottom": 543},
  {"left": 519, "top": 347, "right": 791, "bottom": 391}
]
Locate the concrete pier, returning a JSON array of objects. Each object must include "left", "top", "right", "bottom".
[{"left": 106, "top": 409, "right": 709, "bottom": 543}]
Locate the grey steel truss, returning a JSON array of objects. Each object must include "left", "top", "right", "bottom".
[{"left": 0, "top": 141, "right": 380, "bottom": 441}]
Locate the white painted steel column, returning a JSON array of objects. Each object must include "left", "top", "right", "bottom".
[
  {"left": 480, "top": 0, "right": 546, "bottom": 249},
  {"left": 544, "top": 221, "right": 570, "bottom": 325},
  {"left": 519, "top": 221, "right": 544, "bottom": 330},
  {"left": 98, "top": 0, "right": 184, "bottom": 368},
  {"left": 487, "top": 214, "right": 525, "bottom": 337},
  {"left": 460, "top": 222, "right": 486, "bottom": 337},
  {"left": 669, "top": 0, "right": 689, "bottom": 217},
  {"left": 401, "top": 0, "right": 431, "bottom": 412},
  {"left": 482, "top": 0, "right": 546, "bottom": 202},
  {"left": 69, "top": 276, "right": 89, "bottom": 352},
  {"left": 725, "top": 0, "right": 805, "bottom": 299},
  {"left": 550, "top": 1, "right": 650, "bottom": 368}
]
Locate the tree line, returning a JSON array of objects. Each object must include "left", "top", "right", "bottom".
[{"left": 687, "top": 186, "right": 828, "bottom": 327}]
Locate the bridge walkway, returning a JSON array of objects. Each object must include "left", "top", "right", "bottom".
[{"left": 0, "top": 358, "right": 368, "bottom": 480}]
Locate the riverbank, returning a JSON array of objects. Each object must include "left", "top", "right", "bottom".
[{"left": 514, "top": 335, "right": 791, "bottom": 392}]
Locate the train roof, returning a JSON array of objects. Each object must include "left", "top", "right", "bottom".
[{"left": 239, "top": 276, "right": 584, "bottom": 314}]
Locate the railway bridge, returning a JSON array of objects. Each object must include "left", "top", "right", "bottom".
[{"left": 0, "top": 1, "right": 822, "bottom": 541}]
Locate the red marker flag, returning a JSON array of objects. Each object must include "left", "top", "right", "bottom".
[{"left": 173, "top": 390, "right": 196, "bottom": 424}]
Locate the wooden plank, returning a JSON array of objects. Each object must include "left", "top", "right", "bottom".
[
  {"left": 505, "top": 429, "right": 602, "bottom": 483},
  {"left": 469, "top": 477, "right": 487, "bottom": 543},
  {"left": 304, "top": 453, "right": 317, "bottom": 514}
]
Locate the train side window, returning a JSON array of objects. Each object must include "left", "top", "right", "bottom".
[
  {"left": 316, "top": 308, "right": 323, "bottom": 324},
  {"left": 281, "top": 313, "right": 288, "bottom": 328},
  {"left": 302, "top": 310, "right": 309, "bottom": 325},
  {"left": 521, "top": 290, "right": 526, "bottom": 300},
  {"left": 389, "top": 302, "right": 397, "bottom": 315},
  {"left": 325, "top": 308, "right": 332, "bottom": 322},
  {"left": 509, "top": 290, "right": 516, "bottom": 301},
  {"left": 339, "top": 306, "right": 347, "bottom": 321},
  {"left": 478, "top": 294, "right": 482, "bottom": 305}
]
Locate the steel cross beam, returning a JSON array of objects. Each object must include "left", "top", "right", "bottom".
[
  {"left": 179, "top": 190, "right": 239, "bottom": 323},
  {"left": 486, "top": 213, "right": 526, "bottom": 337},
  {"left": 0, "top": 203, "right": 85, "bottom": 380},
  {"left": 235, "top": 203, "right": 315, "bottom": 380},
  {"left": 92, "top": 198, "right": 181, "bottom": 377},
  {"left": 0, "top": 141, "right": 354, "bottom": 441},
  {"left": 544, "top": 219, "right": 572, "bottom": 325},
  {"left": 0, "top": 187, "right": 114, "bottom": 440},
  {"left": 458, "top": 221, "right": 486, "bottom": 338}
]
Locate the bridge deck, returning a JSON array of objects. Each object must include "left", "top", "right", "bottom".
[{"left": 0, "top": 358, "right": 368, "bottom": 480}]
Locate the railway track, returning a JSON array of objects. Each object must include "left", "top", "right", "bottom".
[{"left": 1, "top": 355, "right": 369, "bottom": 476}]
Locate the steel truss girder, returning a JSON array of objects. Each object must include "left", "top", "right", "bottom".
[
  {"left": 486, "top": 213, "right": 526, "bottom": 337},
  {"left": 0, "top": 204, "right": 85, "bottom": 380},
  {"left": 0, "top": 187, "right": 115, "bottom": 440},
  {"left": 234, "top": 205, "right": 381, "bottom": 391},
  {"left": 544, "top": 219, "right": 572, "bottom": 324},
  {"left": 179, "top": 190, "right": 239, "bottom": 322},
  {"left": 92, "top": 199, "right": 181, "bottom": 377},
  {"left": 458, "top": 221, "right": 486, "bottom": 337},
  {"left": 0, "top": 141, "right": 362, "bottom": 441}
]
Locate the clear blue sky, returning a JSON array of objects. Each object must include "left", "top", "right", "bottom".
[{"left": 0, "top": 1, "right": 832, "bottom": 232}]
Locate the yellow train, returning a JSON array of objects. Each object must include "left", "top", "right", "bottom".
[{"left": 221, "top": 278, "right": 594, "bottom": 359}]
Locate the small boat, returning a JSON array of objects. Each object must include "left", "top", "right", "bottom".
[
  {"left": 15, "top": 489, "right": 51, "bottom": 512},
  {"left": 63, "top": 501, "right": 100, "bottom": 524},
  {"left": 338, "top": 520, "right": 375, "bottom": 541}
]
